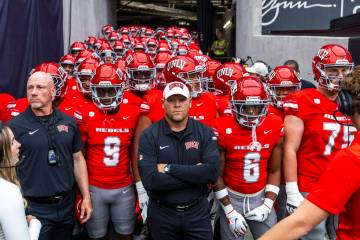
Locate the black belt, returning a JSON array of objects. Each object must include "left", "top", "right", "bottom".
[
  {"left": 26, "top": 191, "right": 72, "bottom": 204},
  {"left": 152, "top": 197, "right": 203, "bottom": 212}
]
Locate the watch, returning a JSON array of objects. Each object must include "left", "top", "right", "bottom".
[{"left": 164, "top": 164, "right": 171, "bottom": 174}]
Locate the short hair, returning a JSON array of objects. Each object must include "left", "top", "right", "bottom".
[
  {"left": 284, "top": 59, "right": 300, "bottom": 73},
  {"left": 343, "top": 65, "right": 360, "bottom": 114}
]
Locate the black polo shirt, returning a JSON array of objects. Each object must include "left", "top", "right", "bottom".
[
  {"left": 9, "top": 106, "right": 82, "bottom": 197},
  {"left": 138, "top": 117, "right": 220, "bottom": 205}
]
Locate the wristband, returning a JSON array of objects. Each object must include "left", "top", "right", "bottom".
[
  {"left": 265, "top": 184, "right": 280, "bottom": 196},
  {"left": 215, "top": 188, "right": 228, "bottom": 200}
]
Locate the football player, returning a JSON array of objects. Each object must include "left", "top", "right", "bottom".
[
  {"left": 76, "top": 64, "right": 140, "bottom": 240},
  {"left": 214, "top": 76, "right": 283, "bottom": 239},
  {"left": 282, "top": 44, "right": 355, "bottom": 239},
  {"left": 267, "top": 66, "right": 301, "bottom": 221}
]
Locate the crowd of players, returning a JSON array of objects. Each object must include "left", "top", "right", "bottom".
[{"left": 0, "top": 23, "right": 356, "bottom": 239}]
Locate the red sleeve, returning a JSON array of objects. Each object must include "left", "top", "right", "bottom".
[
  {"left": 283, "top": 92, "right": 306, "bottom": 120},
  {"left": 213, "top": 118, "right": 226, "bottom": 149},
  {"left": 307, "top": 149, "right": 360, "bottom": 214}
]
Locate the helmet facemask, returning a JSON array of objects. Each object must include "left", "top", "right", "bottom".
[
  {"left": 76, "top": 71, "right": 94, "bottom": 96},
  {"left": 177, "top": 66, "right": 204, "bottom": 98},
  {"left": 231, "top": 97, "right": 269, "bottom": 128},
  {"left": 91, "top": 82, "right": 125, "bottom": 111},
  {"left": 270, "top": 84, "right": 300, "bottom": 108},
  {"left": 317, "top": 63, "right": 354, "bottom": 92},
  {"left": 126, "top": 67, "right": 156, "bottom": 91}
]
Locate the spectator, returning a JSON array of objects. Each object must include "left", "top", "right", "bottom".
[
  {"left": 138, "top": 81, "right": 220, "bottom": 240},
  {"left": 0, "top": 122, "right": 41, "bottom": 240},
  {"left": 284, "top": 59, "right": 315, "bottom": 89},
  {"left": 259, "top": 65, "right": 360, "bottom": 240},
  {"left": 9, "top": 72, "right": 92, "bottom": 240}
]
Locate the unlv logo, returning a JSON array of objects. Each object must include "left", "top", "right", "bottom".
[
  {"left": 185, "top": 141, "right": 199, "bottom": 150},
  {"left": 126, "top": 54, "right": 134, "bottom": 65},
  {"left": 216, "top": 67, "right": 234, "bottom": 79},
  {"left": 167, "top": 59, "right": 186, "bottom": 71},
  {"left": 317, "top": 49, "right": 329, "bottom": 61}
]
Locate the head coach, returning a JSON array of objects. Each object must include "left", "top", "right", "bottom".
[
  {"left": 138, "top": 81, "right": 220, "bottom": 240},
  {"left": 8, "top": 72, "right": 92, "bottom": 240}
]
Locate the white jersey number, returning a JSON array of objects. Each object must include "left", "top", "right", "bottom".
[
  {"left": 244, "top": 152, "right": 260, "bottom": 183},
  {"left": 103, "top": 136, "right": 121, "bottom": 166},
  {"left": 323, "top": 122, "right": 356, "bottom": 156}
]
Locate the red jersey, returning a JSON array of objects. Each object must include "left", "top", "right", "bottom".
[
  {"left": 284, "top": 89, "right": 356, "bottom": 192},
  {"left": 64, "top": 77, "right": 82, "bottom": 99},
  {"left": 76, "top": 103, "right": 141, "bottom": 189},
  {"left": 0, "top": 93, "right": 15, "bottom": 122},
  {"left": 215, "top": 114, "right": 283, "bottom": 194},
  {"left": 307, "top": 134, "right": 360, "bottom": 239},
  {"left": 268, "top": 104, "right": 284, "bottom": 120},
  {"left": 189, "top": 92, "right": 218, "bottom": 127},
  {"left": 216, "top": 95, "right": 232, "bottom": 117}
]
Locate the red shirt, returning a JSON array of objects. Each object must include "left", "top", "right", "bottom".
[
  {"left": 189, "top": 92, "right": 218, "bottom": 127},
  {"left": 307, "top": 134, "right": 360, "bottom": 239},
  {"left": 75, "top": 103, "right": 140, "bottom": 189},
  {"left": 215, "top": 114, "right": 283, "bottom": 194},
  {"left": 268, "top": 104, "right": 284, "bottom": 120},
  {"left": 284, "top": 89, "right": 356, "bottom": 192},
  {"left": 122, "top": 89, "right": 162, "bottom": 114}
]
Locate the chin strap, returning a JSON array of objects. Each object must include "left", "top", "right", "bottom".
[{"left": 249, "top": 126, "right": 262, "bottom": 151}]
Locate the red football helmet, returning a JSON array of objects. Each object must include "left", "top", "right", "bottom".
[
  {"left": 231, "top": 76, "right": 270, "bottom": 128},
  {"left": 102, "top": 24, "right": 114, "bottom": 38},
  {"left": 59, "top": 54, "right": 76, "bottom": 76},
  {"left": 70, "top": 42, "right": 86, "bottom": 56},
  {"left": 98, "top": 43, "right": 116, "bottom": 64},
  {"left": 155, "top": 52, "right": 172, "bottom": 88},
  {"left": 76, "top": 57, "right": 99, "bottom": 95},
  {"left": 146, "top": 38, "right": 158, "bottom": 55},
  {"left": 91, "top": 64, "right": 125, "bottom": 110},
  {"left": 125, "top": 52, "right": 156, "bottom": 91},
  {"left": 213, "top": 62, "right": 248, "bottom": 95},
  {"left": 176, "top": 44, "right": 188, "bottom": 56},
  {"left": 75, "top": 49, "right": 97, "bottom": 67},
  {"left": 164, "top": 55, "right": 204, "bottom": 97},
  {"left": 32, "top": 62, "right": 68, "bottom": 98},
  {"left": 107, "top": 31, "right": 119, "bottom": 46},
  {"left": 268, "top": 66, "right": 300, "bottom": 108},
  {"left": 85, "top": 36, "right": 97, "bottom": 50},
  {"left": 312, "top": 44, "right": 354, "bottom": 91},
  {"left": 203, "top": 60, "right": 221, "bottom": 93},
  {"left": 113, "top": 40, "right": 128, "bottom": 58}
]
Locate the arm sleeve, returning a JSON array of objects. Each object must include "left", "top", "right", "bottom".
[
  {"left": 307, "top": 150, "right": 360, "bottom": 214},
  {"left": 0, "top": 187, "right": 31, "bottom": 240},
  {"left": 283, "top": 92, "right": 305, "bottom": 120},
  {"left": 168, "top": 127, "right": 220, "bottom": 184},
  {"left": 138, "top": 130, "right": 190, "bottom": 191}
]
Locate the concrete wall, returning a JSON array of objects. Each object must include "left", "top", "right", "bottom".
[
  {"left": 63, "top": 0, "right": 117, "bottom": 54},
  {"left": 235, "top": 0, "right": 349, "bottom": 81}
]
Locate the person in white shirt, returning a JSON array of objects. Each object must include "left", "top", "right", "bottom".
[{"left": 0, "top": 122, "right": 41, "bottom": 240}]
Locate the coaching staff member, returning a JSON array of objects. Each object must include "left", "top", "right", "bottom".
[
  {"left": 138, "top": 81, "right": 220, "bottom": 240},
  {"left": 9, "top": 72, "right": 92, "bottom": 240}
]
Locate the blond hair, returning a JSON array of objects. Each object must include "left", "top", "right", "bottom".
[{"left": 0, "top": 126, "right": 19, "bottom": 186}]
